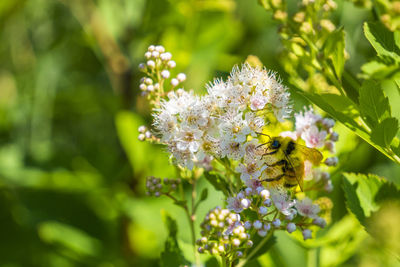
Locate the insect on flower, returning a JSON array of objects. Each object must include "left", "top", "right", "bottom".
[{"left": 257, "top": 133, "right": 323, "bottom": 191}]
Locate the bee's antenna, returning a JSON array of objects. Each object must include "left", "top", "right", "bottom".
[{"left": 255, "top": 131, "right": 271, "bottom": 140}]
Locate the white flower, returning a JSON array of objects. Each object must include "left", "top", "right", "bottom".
[
  {"left": 295, "top": 197, "right": 320, "bottom": 219},
  {"left": 220, "top": 139, "right": 245, "bottom": 160},
  {"left": 245, "top": 112, "right": 265, "bottom": 137},
  {"left": 220, "top": 111, "right": 251, "bottom": 143},
  {"left": 295, "top": 106, "right": 322, "bottom": 133},
  {"left": 301, "top": 125, "right": 327, "bottom": 148},
  {"left": 271, "top": 189, "right": 296, "bottom": 216},
  {"left": 226, "top": 192, "right": 251, "bottom": 213},
  {"left": 250, "top": 91, "right": 268, "bottom": 111},
  {"left": 236, "top": 156, "right": 266, "bottom": 182},
  {"left": 175, "top": 126, "right": 203, "bottom": 153}
]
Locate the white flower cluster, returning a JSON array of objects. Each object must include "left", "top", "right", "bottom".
[
  {"left": 226, "top": 185, "right": 326, "bottom": 240},
  {"left": 138, "top": 45, "right": 186, "bottom": 95},
  {"left": 153, "top": 64, "right": 292, "bottom": 170}
]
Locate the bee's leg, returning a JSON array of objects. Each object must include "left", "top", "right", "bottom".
[
  {"left": 267, "top": 159, "right": 286, "bottom": 167},
  {"left": 262, "top": 174, "right": 284, "bottom": 182},
  {"left": 262, "top": 150, "right": 278, "bottom": 157}
]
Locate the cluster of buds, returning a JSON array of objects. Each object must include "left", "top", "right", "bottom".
[
  {"left": 138, "top": 45, "right": 186, "bottom": 102},
  {"left": 138, "top": 125, "right": 153, "bottom": 141},
  {"left": 197, "top": 207, "right": 252, "bottom": 260},
  {"left": 226, "top": 186, "right": 328, "bottom": 241},
  {"left": 145, "top": 176, "right": 181, "bottom": 197}
]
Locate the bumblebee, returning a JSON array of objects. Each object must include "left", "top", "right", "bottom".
[{"left": 260, "top": 136, "right": 323, "bottom": 191}]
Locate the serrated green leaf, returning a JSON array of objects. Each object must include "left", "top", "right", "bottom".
[
  {"left": 359, "top": 80, "right": 391, "bottom": 125},
  {"left": 160, "top": 212, "right": 189, "bottom": 267},
  {"left": 371, "top": 117, "right": 399, "bottom": 147},
  {"left": 324, "top": 28, "right": 345, "bottom": 78},
  {"left": 342, "top": 176, "right": 366, "bottom": 225},
  {"left": 364, "top": 22, "right": 400, "bottom": 63},
  {"left": 200, "top": 188, "right": 208, "bottom": 201},
  {"left": 204, "top": 171, "right": 230, "bottom": 196}
]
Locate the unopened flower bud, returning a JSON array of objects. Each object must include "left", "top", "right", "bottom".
[
  {"left": 138, "top": 63, "right": 146, "bottom": 71},
  {"left": 272, "top": 219, "right": 281, "bottom": 228},
  {"left": 246, "top": 240, "right": 253, "bottom": 248},
  {"left": 263, "top": 198, "right": 272, "bottom": 207},
  {"left": 145, "top": 78, "right": 153, "bottom": 85},
  {"left": 232, "top": 238, "right": 241, "bottom": 247},
  {"left": 244, "top": 221, "right": 252, "bottom": 229},
  {"left": 171, "top": 78, "right": 179, "bottom": 87},
  {"left": 139, "top": 83, "right": 146, "bottom": 91},
  {"left": 145, "top": 131, "right": 152, "bottom": 139},
  {"left": 330, "top": 132, "right": 339, "bottom": 142},
  {"left": 167, "top": 60, "right": 176, "bottom": 68},
  {"left": 161, "top": 70, "right": 170, "bottom": 79},
  {"left": 138, "top": 125, "right": 146, "bottom": 133},
  {"left": 138, "top": 134, "right": 145, "bottom": 141},
  {"left": 241, "top": 198, "right": 251, "bottom": 209},
  {"left": 148, "top": 45, "right": 155, "bottom": 52},
  {"left": 302, "top": 229, "right": 312, "bottom": 240},
  {"left": 287, "top": 223, "right": 296, "bottom": 233},
  {"left": 325, "top": 157, "right": 338, "bottom": 166},
  {"left": 253, "top": 220, "right": 262, "bottom": 229},
  {"left": 198, "top": 247, "right": 204, "bottom": 253},
  {"left": 144, "top": 51, "right": 152, "bottom": 59},
  {"left": 146, "top": 60, "right": 155, "bottom": 69},
  {"left": 321, "top": 171, "right": 330, "bottom": 181},
  {"left": 260, "top": 189, "right": 270, "bottom": 200},
  {"left": 160, "top": 52, "right": 172, "bottom": 61},
  {"left": 147, "top": 85, "right": 154, "bottom": 92},
  {"left": 259, "top": 206, "right": 268, "bottom": 215},
  {"left": 312, "top": 217, "right": 327, "bottom": 228},
  {"left": 155, "top": 45, "right": 165, "bottom": 53},
  {"left": 151, "top": 51, "right": 160, "bottom": 58},
  {"left": 257, "top": 230, "right": 267, "bottom": 237},
  {"left": 177, "top": 73, "right": 186, "bottom": 82},
  {"left": 322, "top": 118, "right": 335, "bottom": 129},
  {"left": 325, "top": 141, "right": 335, "bottom": 153},
  {"left": 218, "top": 245, "right": 225, "bottom": 253},
  {"left": 154, "top": 191, "right": 161, "bottom": 197},
  {"left": 236, "top": 251, "right": 243, "bottom": 258}
]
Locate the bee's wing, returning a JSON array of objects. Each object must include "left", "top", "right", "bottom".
[
  {"left": 283, "top": 151, "right": 304, "bottom": 192},
  {"left": 296, "top": 145, "right": 323, "bottom": 165}
]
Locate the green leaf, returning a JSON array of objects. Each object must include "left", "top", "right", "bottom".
[
  {"left": 342, "top": 173, "right": 391, "bottom": 226},
  {"left": 342, "top": 176, "right": 366, "bottom": 226},
  {"left": 371, "top": 117, "right": 399, "bottom": 147},
  {"left": 292, "top": 88, "right": 398, "bottom": 162},
  {"left": 204, "top": 171, "right": 230, "bottom": 196},
  {"left": 200, "top": 188, "right": 208, "bottom": 201},
  {"left": 160, "top": 212, "right": 189, "bottom": 267},
  {"left": 324, "top": 27, "right": 346, "bottom": 78},
  {"left": 359, "top": 80, "right": 391, "bottom": 125},
  {"left": 364, "top": 22, "right": 400, "bottom": 63}
]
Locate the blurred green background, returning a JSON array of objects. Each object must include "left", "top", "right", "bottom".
[{"left": 0, "top": 0, "right": 399, "bottom": 266}]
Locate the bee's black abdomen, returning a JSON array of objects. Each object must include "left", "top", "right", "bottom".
[{"left": 285, "top": 141, "right": 296, "bottom": 155}]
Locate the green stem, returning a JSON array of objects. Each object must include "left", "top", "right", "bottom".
[{"left": 236, "top": 230, "right": 274, "bottom": 267}]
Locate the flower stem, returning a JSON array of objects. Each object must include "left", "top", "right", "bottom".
[{"left": 236, "top": 230, "right": 274, "bottom": 267}]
